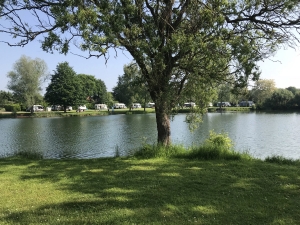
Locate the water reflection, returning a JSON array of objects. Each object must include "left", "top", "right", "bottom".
[{"left": 0, "top": 112, "right": 300, "bottom": 159}]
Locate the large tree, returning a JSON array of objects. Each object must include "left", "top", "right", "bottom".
[
  {"left": 77, "top": 74, "right": 107, "bottom": 104},
  {"left": 6, "top": 55, "right": 48, "bottom": 108},
  {"left": 45, "top": 62, "right": 82, "bottom": 112},
  {"left": 1, "top": 1, "right": 300, "bottom": 145}
]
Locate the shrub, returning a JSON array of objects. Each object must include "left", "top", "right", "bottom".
[
  {"left": 3, "top": 104, "right": 21, "bottom": 112},
  {"left": 205, "top": 130, "right": 233, "bottom": 150}
]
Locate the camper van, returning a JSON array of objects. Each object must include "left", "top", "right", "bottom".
[
  {"left": 132, "top": 103, "right": 142, "bottom": 108},
  {"left": 27, "top": 105, "right": 44, "bottom": 112},
  {"left": 184, "top": 102, "right": 196, "bottom": 107},
  {"left": 95, "top": 104, "right": 108, "bottom": 110},
  {"left": 217, "top": 102, "right": 231, "bottom": 107},
  {"left": 146, "top": 102, "right": 155, "bottom": 108},
  {"left": 113, "top": 103, "right": 127, "bottom": 109}
]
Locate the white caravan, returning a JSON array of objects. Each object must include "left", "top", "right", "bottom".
[
  {"left": 95, "top": 104, "right": 108, "bottom": 110},
  {"left": 113, "top": 103, "right": 127, "bottom": 109}
]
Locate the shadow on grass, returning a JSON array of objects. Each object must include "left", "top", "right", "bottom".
[{"left": 1, "top": 157, "right": 300, "bottom": 224}]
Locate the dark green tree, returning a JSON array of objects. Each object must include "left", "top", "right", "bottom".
[
  {"left": 45, "top": 62, "right": 82, "bottom": 113},
  {"left": 286, "top": 86, "right": 298, "bottom": 95},
  {"left": 113, "top": 63, "right": 150, "bottom": 109},
  {"left": 77, "top": 74, "right": 107, "bottom": 104},
  {"left": 264, "top": 89, "right": 294, "bottom": 110},
  {"left": 6, "top": 55, "right": 48, "bottom": 108},
  {"left": 1, "top": 1, "right": 300, "bottom": 145},
  {"left": 0, "top": 91, "right": 14, "bottom": 105},
  {"left": 293, "top": 91, "right": 300, "bottom": 109}
]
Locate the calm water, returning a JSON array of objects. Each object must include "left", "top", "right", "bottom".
[{"left": 0, "top": 112, "right": 299, "bottom": 159}]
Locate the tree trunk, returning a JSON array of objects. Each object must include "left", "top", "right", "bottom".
[{"left": 155, "top": 100, "right": 171, "bottom": 146}]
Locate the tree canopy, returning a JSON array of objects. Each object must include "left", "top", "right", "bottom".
[
  {"left": 251, "top": 79, "right": 277, "bottom": 107},
  {"left": 6, "top": 55, "right": 48, "bottom": 108},
  {"left": 113, "top": 63, "right": 151, "bottom": 109},
  {"left": 45, "top": 62, "right": 82, "bottom": 112},
  {"left": 0, "top": 90, "right": 14, "bottom": 105},
  {"left": 1, "top": 0, "right": 300, "bottom": 145},
  {"left": 77, "top": 74, "right": 108, "bottom": 104}
]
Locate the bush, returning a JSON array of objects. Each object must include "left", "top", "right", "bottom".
[
  {"left": 205, "top": 130, "right": 233, "bottom": 150},
  {"left": 3, "top": 104, "right": 21, "bottom": 112}
]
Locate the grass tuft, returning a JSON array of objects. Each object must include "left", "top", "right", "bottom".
[
  {"left": 133, "top": 144, "right": 187, "bottom": 159},
  {"left": 265, "top": 155, "right": 299, "bottom": 165},
  {"left": 14, "top": 150, "right": 43, "bottom": 160}
]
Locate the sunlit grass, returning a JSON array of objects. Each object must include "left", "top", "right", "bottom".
[{"left": 1, "top": 156, "right": 300, "bottom": 224}]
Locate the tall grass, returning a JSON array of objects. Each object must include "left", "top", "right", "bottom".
[
  {"left": 133, "top": 131, "right": 252, "bottom": 160},
  {"left": 14, "top": 150, "right": 43, "bottom": 159},
  {"left": 265, "top": 155, "right": 300, "bottom": 165}
]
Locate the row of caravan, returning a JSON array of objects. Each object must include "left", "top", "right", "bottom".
[
  {"left": 111, "top": 102, "right": 156, "bottom": 109},
  {"left": 28, "top": 103, "right": 156, "bottom": 112}
]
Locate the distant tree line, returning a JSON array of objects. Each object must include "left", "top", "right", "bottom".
[
  {"left": 1, "top": 56, "right": 109, "bottom": 112},
  {"left": 1, "top": 57, "right": 300, "bottom": 112}
]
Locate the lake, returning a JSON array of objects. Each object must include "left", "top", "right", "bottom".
[{"left": 0, "top": 112, "right": 299, "bottom": 159}]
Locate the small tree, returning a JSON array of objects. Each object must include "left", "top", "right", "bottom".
[
  {"left": 6, "top": 55, "right": 48, "bottom": 109},
  {"left": 45, "top": 62, "right": 82, "bottom": 112}
]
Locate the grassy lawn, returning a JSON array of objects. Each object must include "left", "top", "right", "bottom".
[{"left": 1, "top": 157, "right": 300, "bottom": 225}]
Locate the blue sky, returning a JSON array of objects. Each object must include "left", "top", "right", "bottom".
[
  {"left": 0, "top": 39, "right": 133, "bottom": 93},
  {"left": 1, "top": 38, "right": 299, "bottom": 93}
]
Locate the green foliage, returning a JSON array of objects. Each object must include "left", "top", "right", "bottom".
[
  {"left": 286, "top": 86, "right": 298, "bottom": 95},
  {"left": 77, "top": 74, "right": 107, "bottom": 104},
  {"left": 265, "top": 156, "right": 299, "bottom": 165},
  {"left": 45, "top": 62, "right": 82, "bottom": 111},
  {"left": 251, "top": 79, "right": 277, "bottom": 108},
  {"left": 6, "top": 55, "right": 48, "bottom": 108},
  {"left": 106, "top": 92, "right": 115, "bottom": 108},
  {"left": 113, "top": 63, "right": 151, "bottom": 108},
  {"left": 3, "top": 104, "right": 21, "bottom": 112},
  {"left": 263, "top": 88, "right": 294, "bottom": 109},
  {"left": 0, "top": 90, "right": 14, "bottom": 104},
  {"left": 133, "top": 144, "right": 187, "bottom": 159},
  {"left": 205, "top": 130, "right": 233, "bottom": 150},
  {"left": 133, "top": 130, "right": 250, "bottom": 160}
]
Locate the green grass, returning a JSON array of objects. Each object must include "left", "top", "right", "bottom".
[
  {"left": 1, "top": 155, "right": 300, "bottom": 225},
  {"left": 0, "top": 108, "right": 156, "bottom": 118}
]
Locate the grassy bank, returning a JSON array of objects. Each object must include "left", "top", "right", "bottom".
[
  {"left": 1, "top": 154, "right": 300, "bottom": 224},
  {"left": 0, "top": 108, "right": 156, "bottom": 118}
]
